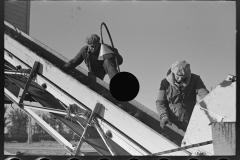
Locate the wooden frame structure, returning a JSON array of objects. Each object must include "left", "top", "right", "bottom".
[{"left": 4, "top": 20, "right": 236, "bottom": 157}]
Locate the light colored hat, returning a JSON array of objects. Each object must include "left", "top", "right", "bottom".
[{"left": 171, "top": 60, "right": 191, "bottom": 77}]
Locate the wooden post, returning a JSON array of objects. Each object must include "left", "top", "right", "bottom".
[
  {"left": 28, "top": 116, "right": 32, "bottom": 144},
  {"left": 211, "top": 122, "right": 235, "bottom": 155}
]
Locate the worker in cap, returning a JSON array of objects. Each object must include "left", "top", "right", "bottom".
[
  {"left": 156, "top": 60, "right": 209, "bottom": 131},
  {"left": 61, "top": 34, "right": 123, "bottom": 80}
]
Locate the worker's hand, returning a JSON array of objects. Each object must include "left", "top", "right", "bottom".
[{"left": 160, "top": 115, "right": 172, "bottom": 129}]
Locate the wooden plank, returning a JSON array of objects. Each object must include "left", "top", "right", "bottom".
[
  {"left": 52, "top": 113, "right": 119, "bottom": 156},
  {"left": 4, "top": 18, "right": 26, "bottom": 30},
  {"left": 4, "top": 52, "right": 144, "bottom": 155},
  {"left": 4, "top": 88, "right": 75, "bottom": 154},
  {"left": 211, "top": 122, "right": 235, "bottom": 155},
  {"left": 4, "top": 20, "right": 185, "bottom": 143},
  {"left": 4, "top": 51, "right": 139, "bottom": 155},
  {"left": 181, "top": 75, "right": 236, "bottom": 155},
  {"left": 4, "top": 34, "right": 190, "bottom": 155},
  {"left": 198, "top": 76, "right": 236, "bottom": 121},
  {"left": 4, "top": 50, "right": 85, "bottom": 108},
  {"left": 4, "top": 16, "right": 26, "bottom": 30},
  {"left": 181, "top": 104, "right": 233, "bottom": 155},
  {"left": 95, "top": 118, "right": 150, "bottom": 155},
  {"left": 93, "top": 119, "right": 117, "bottom": 156}
]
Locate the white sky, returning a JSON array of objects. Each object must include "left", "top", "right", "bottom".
[{"left": 29, "top": 1, "right": 236, "bottom": 113}]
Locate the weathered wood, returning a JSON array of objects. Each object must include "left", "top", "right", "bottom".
[
  {"left": 5, "top": 33, "right": 189, "bottom": 155},
  {"left": 4, "top": 52, "right": 140, "bottom": 155},
  {"left": 4, "top": 88, "right": 74, "bottom": 154},
  {"left": 95, "top": 118, "right": 151, "bottom": 155},
  {"left": 211, "top": 122, "right": 235, "bottom": 155},
  {"left": 19, "top": 61, "right": 39, "bottom": 107},
  {"left": 4, "top": 20, "right": 185, "bottom": 143},
  {"left": 181, "top": 77, "right": 236, "bottom": 155},
  {"left": 74, "top": 103, "right": 103, "bottom": 156}
]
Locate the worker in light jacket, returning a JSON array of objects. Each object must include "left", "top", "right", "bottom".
[
  {"left": 156, "top": 60, "right": 209, "bottom": 131},
  {"left": 61, "top": 34, "right": 123, "bottom": 80}
]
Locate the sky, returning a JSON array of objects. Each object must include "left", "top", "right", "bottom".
[{"left": 28, "top": 1, "right": 236, "bottom": 113}]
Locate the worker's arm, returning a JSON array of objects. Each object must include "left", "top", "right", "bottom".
[
  {"left": 195, "top": 76, "right": 209, "bottom": 100},
  {"left": 156, "top": 79, "right": 168, "bottom": 120},
  {"left": 107, "top": 45, "right": 123, "bottom": 65},
  {"left": 61, "top": 48, "right": 85, "bottom": 73},
  {"left": 156, "top": 79, "right": 172, "bottom": 128},
  {"left": 114, "top": 48, "right": 123, "bottom": 65},
  {"left": 156, "top": 81, "right": 168, "bottom": 119}
]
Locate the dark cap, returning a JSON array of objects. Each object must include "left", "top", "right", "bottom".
[
  {"left": 85, "top": 34, "right": 100, "bottom": 45},
  {"left": 171, "top": 60, "right": 191, "bottom": 77}
]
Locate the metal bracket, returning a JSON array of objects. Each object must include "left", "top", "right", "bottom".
[
  {"left": 73, "top": 102, "right": 103, "bottom": 156},
  {"left": 18, "top": 61, "right": 39, "bottom": 107}
]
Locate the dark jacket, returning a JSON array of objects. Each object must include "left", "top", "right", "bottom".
[
  {"left": 156, "top": 68, "right": 209, "bottom": 125},
  {"left": 62, "top": 44, "right": 123, "bottom": 74}
]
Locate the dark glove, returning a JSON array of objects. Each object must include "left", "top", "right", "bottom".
[{"left": 160, "top": 115, "right": 172, "bottom": 129}]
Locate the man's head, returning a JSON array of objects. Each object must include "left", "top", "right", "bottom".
[
  {"left": 171, "top": 60, "right": 191, "bottom": 83},
  {"left": 85, "top": 34, "right": 101, "bottom": 53}
]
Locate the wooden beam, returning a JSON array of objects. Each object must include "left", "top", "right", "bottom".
[
  {"left": 4, "top": 20, "right": 185, "bottom": 140},
  {"left": 18, "top": 61, "right": 39, "bottom": 107},
  {"left": 4, "top": 34, "right": 189, "bottom": 155},
  {"left": 4, "top": 87, "right": 75, "bottom": 154}
]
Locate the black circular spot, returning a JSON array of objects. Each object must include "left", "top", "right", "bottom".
[{"left": 110, "top": 72, "right": 139, "bottom": 102}]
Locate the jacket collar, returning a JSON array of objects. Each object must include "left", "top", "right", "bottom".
[{"left": 166, "top": 67, "right": 191, "bottom": 91}]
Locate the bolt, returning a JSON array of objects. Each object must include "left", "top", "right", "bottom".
[
  {"left": 16, "top": 65, "right": 22, "bottom": 70},
  {"left": 42, "top": 83, "right": 47, "bottom": 89},
  {"left": 182, "top": 141, "right": 186, "bottom": 145},
  {"left": 105, "top": 130, "right": 112, "bottom": 138}
]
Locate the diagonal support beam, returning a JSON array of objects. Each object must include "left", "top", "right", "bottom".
[
  {"left": 94, "top": 118, "right": 116, "bottom": 156},
  {"left": 74, "top": 103, "right": 103, "bottom": 156},
  {"left": 19, "top": 61, "right": 39, "bottom": 107},
  {"left": 151, "top": 140, "right": 212, "bottom": 156},
  {"left": 4, "top": 87, "right": 75, "bottom": 155}
]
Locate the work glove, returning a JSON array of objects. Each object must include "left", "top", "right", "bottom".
[{"left": 160, "top": 115, "right": 172, "bottom": 129}]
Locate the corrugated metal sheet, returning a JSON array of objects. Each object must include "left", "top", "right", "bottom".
[{"left": 4, "top": 1, "right": 30, "bottom": 34}]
